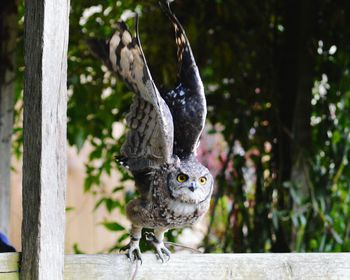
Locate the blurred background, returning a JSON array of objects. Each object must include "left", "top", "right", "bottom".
[{"left": 1, "top": 0, "right": 350, "bottom": 253}]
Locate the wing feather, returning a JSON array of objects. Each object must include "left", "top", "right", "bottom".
[
  {"left": 159, "top": 1, "right": 207, "bottom": 158},
  {"left": 108, "top": 19, "right": 174, "bottom": 170},
  {"left": 159, "top": 1, "right": 204, "bottom": 91}
]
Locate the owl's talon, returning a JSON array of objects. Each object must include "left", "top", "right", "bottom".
[
  {"left": 119, "top": 244, "right": 130, "bottom": 252},
  {"left": 122, "top": 238, "right": 143, "bottom": 264},
  {"left": 127, "top": 246, "right": 143, "bottom": 264},
  {"left": 129, "top": 249, "right": 143, "bottom": 264},
  {"left": 154, "top": 245, "right": 171, "bottom": 263},
  {"left": 145, "top": 233, "right": 171, "bottom": 263}
]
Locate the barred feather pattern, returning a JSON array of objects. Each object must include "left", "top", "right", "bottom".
[{"left": 108, "top": 22, "right": 174, "bottom": 170}]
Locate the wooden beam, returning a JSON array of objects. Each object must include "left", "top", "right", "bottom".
[
  {"left": 22, "top": 0, "right": 69, "bottom": 279},
  {"left": 0, "top": 253, "right": 19, "bottom": 280},
  {"left": 2, "top": 253, "right": 350, "bottom": 280},
  {"left": 64, "top": 253, "right": 350, "bottom": 279}
]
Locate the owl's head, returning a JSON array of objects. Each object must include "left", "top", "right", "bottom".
[{"left": 167, "top": 156, "right": 213, "bottom": 204}]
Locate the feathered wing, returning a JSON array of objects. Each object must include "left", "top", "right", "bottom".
[
  {"left": 159, "top": 1, "right": 207, "bottom": 158},
  {"left": 159, "top": 1, "right": 204, "bottom": 91},
  {"left": 107, "top": 20, "right": 174, "bottom": 170}
]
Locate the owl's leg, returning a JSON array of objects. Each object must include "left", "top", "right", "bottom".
[
  {"left": 145, "top": 228, "right": 171, "bottom": 263},
  {"left": 123, "top": 224, "right": 143, "bottom": 263}
]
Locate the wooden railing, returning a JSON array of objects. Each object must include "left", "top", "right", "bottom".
[{"left": 1, "top": 252, "right": 350, "bottom": 279}]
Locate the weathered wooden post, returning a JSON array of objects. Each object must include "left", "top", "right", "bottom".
[{"left": 21, "top": 0, "right": 70, "bottom": 279}]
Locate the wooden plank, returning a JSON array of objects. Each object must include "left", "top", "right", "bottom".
[
  {"left": 22, "top": 0, "right": 70, "bottom": 279},
  {"left": 0, "top": 253, "right": 18, "bottom": 280},
  {"left": 0, "top": 275, "right": 18, "bottom": 280},
  {"left": 1, "top": 253, "right": 350, "bottom": 279},
  {"left": 64, "top": 253, "right": 350, "bottom": 280},
  {"left": 0, "top": 0, "right": 17, "bottom": 236},
  {"left": 0, "top": 253, "right": 19, "bottom": 273}
]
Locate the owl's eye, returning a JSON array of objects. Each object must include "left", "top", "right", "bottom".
[
  {"left": 199, "top": 176, "right": 207, "bottom": 185},
  {"left": 177, "top": 173, "right": 189, "bottom": 183}
]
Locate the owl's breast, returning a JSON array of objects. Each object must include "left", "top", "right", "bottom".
[
  {"left": 167, "top": 200, "right": 207, "bottom": 216},
  {"left": 151, "top": 197, "right": 210, "bottom": 228}
]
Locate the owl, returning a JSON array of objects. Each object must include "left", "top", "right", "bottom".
[{"left": 89, "top": 0, "right": 213, "bottom": 262}]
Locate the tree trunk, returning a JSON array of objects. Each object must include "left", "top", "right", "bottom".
[
  {"left": 0, "top": 1, "right": 17, "bottom": 236},
  {"left": 289, "top": 0, "right": 316, "bottom": 250},
  {"left": 273, "top": 0, "right": 315, "bottom": 252}
]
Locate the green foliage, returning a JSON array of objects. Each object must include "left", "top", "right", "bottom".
[
  {"left": 73, "top": 243, "right": 85, "bottom": 254},
  {"left": 101, "top": 221, "right": 125, "bottom": 232},
  {"left": 13, "top": 0, "right": 350, "bottom": 253}
]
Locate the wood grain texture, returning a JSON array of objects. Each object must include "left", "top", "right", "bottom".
[
  {"left": 0, "top": 255, "right": 18, "bottom": 280},
  {"left": 0, "top": 274, "right": 19, "bottom": 280},
  {"left": 0, "top": 1, "right": 17, "bottom": 236},
  {"left": 64, "top": 253, "right": 350, "bottom": 280},
  {"left": 22, "top": 0, "right": 69, "bottom": 279},
  {"left": 0, "top": 253, "right": 19, "bottom": 273},
  {"left": 1, "top": 253, "right": 350, "bottom": 280}
]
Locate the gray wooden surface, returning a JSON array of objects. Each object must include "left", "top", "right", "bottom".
[
  {"left": 21, "top": 0, "right": 70, "bottom": 279},
  {"left": 64, "top": 253, "right": 350, "bottom": 280},
  {"left": 0, "top": 1, "right": 17, "bottom": 236},
  {"left": 0, "top": 253, "right": 19, "bottom": 280},
  {"left": 1, "top": 253, "right": 350, "bottom": 280}
]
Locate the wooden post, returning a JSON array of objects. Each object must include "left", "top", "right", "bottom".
[
  {"left": 0, "top": 0, "right": 17, "bottom": 237},
  {"left": 21, "top": 0, "right": 69, "bottom": 279}
]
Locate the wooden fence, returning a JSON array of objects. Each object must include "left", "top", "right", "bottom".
[
  {"left": 1, "top": 252, "right": 350, "bottom": 279},
  {"left": 1, "top": 0, "right": 349, "bottom": 279}
]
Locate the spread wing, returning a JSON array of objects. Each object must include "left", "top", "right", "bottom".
[
  {"left": 92, "top": 18, "right": 174, "bottom": 171},
  {"left": 159, "top": 1, "right": 207, "bottom": 159},
  {"left": 159, "top": 1, "right": 204, "bottom": 90}
]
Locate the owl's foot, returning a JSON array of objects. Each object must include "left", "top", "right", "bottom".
[
  {"left": 121, "top": 225, "right": 143, "bottom": 263},
  {"left": 121, "top": 237, "right": 142, "bottom": 263},
  {"left": 145, "top": 232, "right": 171, "bottom": 263},
  {"left": 154, "top": 242, "right": 171, "bottom": 263}
]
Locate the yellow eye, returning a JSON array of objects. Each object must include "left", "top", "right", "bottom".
[
  {"left": 199, "top": 176, "right": 207, "bottom": 185},
  {"left": 177, "top": 173, "right": 188, "bottom": 183}
]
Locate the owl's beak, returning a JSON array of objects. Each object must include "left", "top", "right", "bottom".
[{"left": 188, "top": 182, "right": 198, "bottom": 192}]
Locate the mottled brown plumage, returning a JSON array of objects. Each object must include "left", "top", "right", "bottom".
[{"left": 89, "top": 1, "right": 213, "bottom": 262}]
